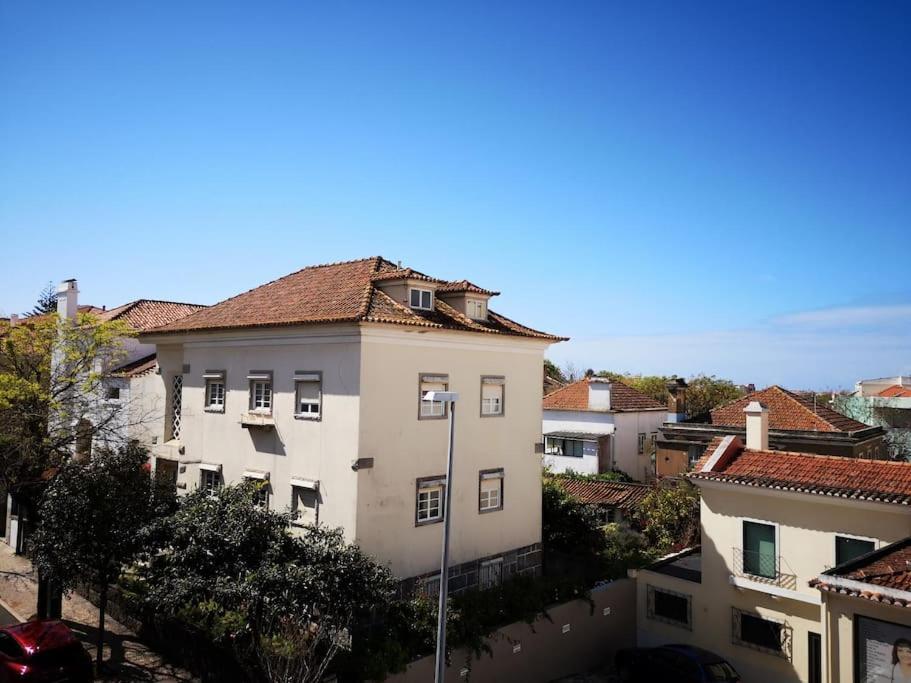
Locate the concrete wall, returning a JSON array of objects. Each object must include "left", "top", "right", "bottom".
[
  {"left": 387, "top": 579, "right": 636, "bottom": 683},
  {"left": 543, "top": 440, "right": 600, "bottom": 475},
  {"left": 356, "top": 325, "right": 548, "bottom": 578},
  {"left": 613, "top": 412, "right": 664, "bottom": 481}
]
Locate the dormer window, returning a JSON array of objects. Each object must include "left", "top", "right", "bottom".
[
  {"left": 409, "top": 288, "right": 433, "bottom": 310},
  {"left": 466, "top": 299, "right": 487, "bottom": 320}
]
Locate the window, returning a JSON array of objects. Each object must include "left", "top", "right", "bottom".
[
  {"left": 479, "top": 469, "right": 504, "bottom": 512},
  {"left": 409, "top": 288, "right": 433, "bottom": 310},
  {"left": 416, "top": 477, "right": 445, "bottom": 524},
  {"left": 732, "top": 608, "right": 788, "bottom": 657},
  {"left": 200, "top": 468, "right": 221, "bottom": 496},
  {"left": 466, "top": 299, "right": 486, "bottom": 320},
  {"left": 481, "top": 376, "right": 504, "bottom": 416},
  {"left": 204, "top": 372, "right": 225, "bottom": 411},
  {"left": 294, "top": 372, "right": 321, "bottom": 419},
  {"left": 291, "top": 482, "right": 319, "bottom": 525},
  {"left": 420, "top": 573, "right": 441, "bottom": 598},
  {"left": 544, "top": 437, "right": 585, "bottom": 457},
  {"left": 419, "top": 374, "right": 448, "bottom": 419},
  {"left": 835, "top": 535, "right": 875, "bottom": 565},
  {"left": 649, "top": 432, "right": 658, "bottom": 452},
  {"left": 171, "top": 375, "right": 183, "bottom": 439},
  {"left": 742, "top": 520, "right": 777, "bottom": 579},
  {"left": 106, "top": 386, "right": 121, "bottom": 400},
  {"left": 244, "top": 473, "right": 270, "bottom": 508},
  {"left": 479, "top": 558, "right": 503, "bottom": 589},
  {"left": 646, "top": 585, "right": 692, "bottom": 629},
  {"left": 808, "top": 632, "right": 821, "bottom": 683},
  {"left": 637, "top": 432, "right": 646, "bottom": 454},
  {"left": 248, "top": 372, "right": 272, "bottom": 412}
]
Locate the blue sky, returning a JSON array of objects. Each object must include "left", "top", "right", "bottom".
[{"left": 2, "top": 1, "right": 909, "bottom": 389}]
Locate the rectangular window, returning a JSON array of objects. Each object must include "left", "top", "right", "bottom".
[
  {"left": 419, "top": 374, "right": 448, "bottom": 419},
  {"left": 808, "top": 632, "right": 821, "bottom": 683},
  {"left": 248, "top": 372, "right": 273, "bottom": 412},
  {"left": 733, "top": 608, "right": 787, "bottom": 657},
  {"left": 170, "top": 375, "right": 183, "bottom": 439},
  {"left": 481, "top": 376, "right": 504, "bottom": 416},
  {"left": 106, "top": 386, "right": 121, "bottom": 400},
  {"left": 637, "top": 432, "right": 646, "bottom": 454},
  {"left": 646, "top": 585, "right": 692, "bottom": 629},
  {"left": 743, "top": 520, "right": 777, "bottom": 579},
  {"left": 466, "top": 299, "right": 486, "bottom": 320},
  {"left": 416, "top": 477, "right": 445, "bottom": 524},
  {"left": 294, "top": 372, "right": 321, "bottom": 419},
  {"left": 409, "top": 288, "right": 433, "bottom": 310},
  {"left": 291, "top": 483, "right": 319, "bottom": 525},
  {"left": 479, "top": 558, "right": 503, "bottom": 590},
  {"left": 244, "top": 474, "right": 270, "bottom": 508},
  {"left": 835, "top": 535, "right": 875, "bottom": 566},
  {"left": 420, "top": 574, "right": 441, "bottom": 598},
  {"left": 200, "top": 468, "right": 221, "bottom": 496},
  {"left": 205, "top": 378, "right": 225, "bottom": 411},
  {"left": 479, "top": 469, "right": 504, "bottom": 512},
  {"left": 544, "top": 437, "right": 585, "bottom": 457}
]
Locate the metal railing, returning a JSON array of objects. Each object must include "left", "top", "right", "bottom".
[{"left": 732, "top": 547, "right": 797, "bottom": 591}]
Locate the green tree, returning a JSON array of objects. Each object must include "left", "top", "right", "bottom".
[
  {"left": 29, "top": 443, "right": 171, "bottom": 670},
  {"left": 685, "top": 374, "right": 744, "bottom": 419},
  {"left": 143, "top": 482, "right": 394, "bottom": 683},
  {"left": 631, "top": 481, "right": 700, "bottom": 554},
  {"left": 542, "top": 477, "right": 606, "bottom": 555},
  {"left": 543, "top": 359, "right": 566, "bottom": 383},
  {"left": 26, "top": 282, "right": 58, "bottom": 317}
]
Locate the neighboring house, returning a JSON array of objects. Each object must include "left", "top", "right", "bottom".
[
  {"left": 542, "top": 378, "right": 667, "bottom": 481},
  {"left": 635, "top": 402, "right": 911, "bottom": 683},
  {"left": 140, "top": 256, "right": 565, "bottom": 592},
  {"left": 656, "top": 385, "right": 885, "bottom": 477},
  {"left": 553, "top": 476, "right": 651, "bottom": 525},
  {"left": 543, "top": 372, "right": 565, "bottom": 396},
  {"left": 835, "top": 375, "right": 911, "bottom": 460}
]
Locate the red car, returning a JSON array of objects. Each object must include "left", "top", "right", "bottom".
[{"left": 0, "top": 620, "right": 92, "bottom": 682}]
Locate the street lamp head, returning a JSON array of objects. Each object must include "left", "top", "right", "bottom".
[{"left": 423, "top": 391, "right": 459, "bottom": 403}]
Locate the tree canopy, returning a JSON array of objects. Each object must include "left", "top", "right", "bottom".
[{"left": 27, "top": 282, "right": 58, "bottom": 317}]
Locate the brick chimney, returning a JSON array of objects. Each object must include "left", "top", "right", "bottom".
[
  {"left": 744, "top": 401, "right": 769, "bottom": 451},
  {"left": 666, "top": 378, "right": 688, "bottom": 422},
  {"left": 56, "top": 279, "right": 78, "bottom": 321},
  {"left": 588, "top": 378, "right": 611, "bottom": 410}
]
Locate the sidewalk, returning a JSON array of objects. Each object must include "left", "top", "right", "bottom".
[{"left": 0, "top": 544, "right": 197, "bottom": 681}]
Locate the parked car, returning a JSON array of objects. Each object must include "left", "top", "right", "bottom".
[
  {"left": 616, "top": 644, "right": 740, "bottom": 682},
  {"left": 0, "top": 620, "right": 92, "bottom": 682}
]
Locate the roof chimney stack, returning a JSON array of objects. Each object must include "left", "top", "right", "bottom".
[
  {"left": 666, "top": 378, "right": 688, "bottom": 423},
  {"left": 588, "top": 378, "right": 611, "bottom": 411},
  {"left": 744, "top": 401, "right": 769, "bottom": 451},
  {"left": 56, "top": 279, "right": 78, "bottom": 321}
]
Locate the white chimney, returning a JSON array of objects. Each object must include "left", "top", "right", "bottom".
[
  {"left": 744, "top": 401, "right": 769, "bottom": 451},
  {"left": 588, "top": 378, "right": 611, "bottom": 411},
  {"left": 56, "top": 279, "right": 78, "bottom": 321}
]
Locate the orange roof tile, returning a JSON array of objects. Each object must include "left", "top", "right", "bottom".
[
  {"left": 543, "top": 378, "right": 665, "bottom": 412},
  {"left": 812, "top": 537, "right": 911, "bottom": 606},
  {"left": 555, "top": 477, "right": 652, "bottom": 510},
  {"left": 436, "top": 280, "right": 500, "bottom": 296},
  {"left": 879, "top": 385, "right": 911, "bottom": 398},
  {"left": 145, "top": 256, "right": 565, "bottom": 341},
  {"left": 101, "top": 299, "right": 206, "bottom": 331},
  {"left": 709, "top": 385, "right": 869, "bottom": 433}
]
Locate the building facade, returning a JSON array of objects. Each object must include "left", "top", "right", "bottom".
[{"left": 141, "top": 257, "right": 565, "bottom": 591}]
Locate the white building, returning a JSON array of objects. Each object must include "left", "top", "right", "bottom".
[
  {"left": 542, "top": 377, "right": 667, "bottom": 481},
  {"left": 140, "top": 257, "right": 565, "bottom": 591}
]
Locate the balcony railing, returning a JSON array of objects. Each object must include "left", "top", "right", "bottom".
[{"left": 732, "top": 547, "right": 797, "bottom": 591}]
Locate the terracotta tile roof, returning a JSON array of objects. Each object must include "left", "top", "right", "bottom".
[
  {"left": 543, "top": 374, "right": 565, "bottom": 396},
  {"left": 101, "top": 299, "right": 206, "bottom": 331},
  {"left": 145, "top": 256, "right": 565, "bottom": 341},
  {"left": 112, "top": 353, "right": 158, "bottom": 378},
  {"left": 555, "top": 477, "right": 652, "bottom": 510},
  {"left": 436, "top": 280, "right": 500, "bottom": 296},
  {"left": 880, "top": 385, "right": 911, "bottom": 398},
  {"left": 708, "top": 385, "right": 870, "bottom": 433},
  {"left": 812, "top": 537, "right": 911, "bottom": 607},
  {"left": 543, "top": 378, "right": 665, "bottom": 412},
  {"left": 370, "top": 267, "right": 442, "bottom": 284},
  {"left": 690, "top": 438, "right": 911, "bottom": 505}
]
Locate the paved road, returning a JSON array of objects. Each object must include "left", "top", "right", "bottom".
[{"left": 0, "top": 603, "right": 18, "bottom": 626}]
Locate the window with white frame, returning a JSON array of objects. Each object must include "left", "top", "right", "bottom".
[
  {"left": 479, "top": 558, "right": 503, "bottom": 589},
  {"left": 409, "top": 287, "right": 433, "bottom": 310},
  {"left": 248, "top": 372, "right": 272, "bottom": 412},
  {"left": 204, "top": 371, "right": 226, "bottom": 411},
  {"left": 416, "top": 477, "right": 445, "bottom": 524},
  {"left": 244, "top": 474, "right": 270, "bottom": 508},
  {"left": 479, "top": 469, "right": 503, "bottom": 512},
  {"left": 294, "top": 372, "right": 321, "bottom": 419},
  {"left": 466, "top": 299, "right": 486, "bottom": 320},
  {"left": 835, "top": 535, "right": 875, "bottom": 566},
  {"left": 481, "top": 376, "right": 504, "bottom": 416},
  {"left": 637, "top": 432, "right": 646, "bottom": 454},
  {"left": 291, "top": 481, "right": 319, "bottom": 525},
  {"left": 544, "top": 436, "right": 586, "bottom": 457},
  {"left": 420, "top": 573, "right": 441, "bottom": 598},
  {"left": 419, "top": 374, "right": 448, "bottom": 418},
  {"left": 200, "top": 467, "right": 221, "bottom": 496}
]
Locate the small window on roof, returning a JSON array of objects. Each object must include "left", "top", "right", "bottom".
[
  {"left": 409, "top": 288, "right": 433, "bottom": 310},
  {"left": 466, "top": 299, "right": 486, "bottom": 320}
]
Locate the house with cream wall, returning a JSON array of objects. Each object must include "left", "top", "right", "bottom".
[
  {"left": 141, "top": 257, "right": 565, "bottom": 591},
  {"left": 635, "top": 401, "right": 911, "bottom": 683},
  {"left": 542, "top": 378, "right": 667, "bottom": 481}
]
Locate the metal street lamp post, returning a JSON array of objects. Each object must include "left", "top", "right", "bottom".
[{"left": 423, "top": 390, "right": 459, "bottom": 683}]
